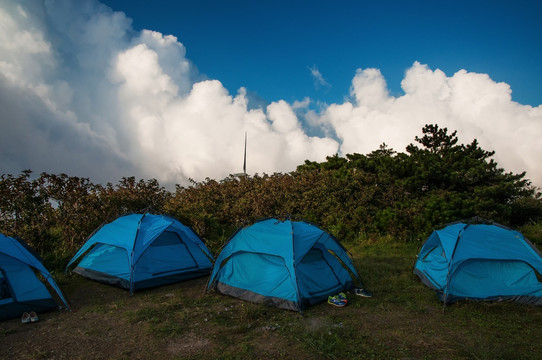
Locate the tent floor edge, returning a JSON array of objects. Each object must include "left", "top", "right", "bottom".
[
  {"left": 75, "top": 266, "right": 212, "bottom": 291},
  {"left": 216, "top": 281, "right": 301, "bottom": 312},
  {"left": 73, "top": 267, "right": 130, "bottom": 290},
  {"left": 438, "top": 292, "right": 542, "bottom": 306},
  {"left": 133, "top": 269, "right": 212, "bottom": 291}
]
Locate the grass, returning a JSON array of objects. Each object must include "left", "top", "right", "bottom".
[{"left": 2, "top": 239, "right": 542, "bottom": 359}]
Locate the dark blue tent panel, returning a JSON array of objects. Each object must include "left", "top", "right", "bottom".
[
  {"left": 67, "top": 213, "right": 214, "bottom": 293},
  {"left": 296, "top": 245, "right": 353, "bottom": 300},
  {"left": 0, "top": 234, "right": 69, "bottom": 321},
  {"left": 207, "top": 218, "right": 363, "bottom": 312},
  {"left": 414, "top": 220, "right": 542, "bottom": 305}
]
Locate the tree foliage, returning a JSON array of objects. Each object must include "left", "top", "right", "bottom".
[
  {"left": 1, "top": 125, "right": 540, "bottom": 268},
  {"left": 0, "top": 172, "right": 169, "bottom": 267}
]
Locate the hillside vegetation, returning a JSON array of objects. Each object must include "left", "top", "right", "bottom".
[{"left": 1, "top": 124, "right": 541, "bottom": 268}]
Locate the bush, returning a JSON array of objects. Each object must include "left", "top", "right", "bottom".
[{"left": 1, "top": 125, "right": 540, "bottom": 267}]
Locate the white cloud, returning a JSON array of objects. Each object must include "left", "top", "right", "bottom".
[
  {"left": 292, "top": 97, "right": 311, "bottom": 110},
  {"left": 0, "top": 1, "right": 540, "bottom": 189},
  {"left": 320, "top": 62, "right": 542, "bottom": 186},
  {"left": 309, "top": 65, "right": 331, "bottom": 89},
  {"left": 0, "top": 0, "right": 131, "bottom": 182},
  {"left": 0, "top": 0, "right": 338, "bottom": 185}
]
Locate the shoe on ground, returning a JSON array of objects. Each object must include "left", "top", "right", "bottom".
[
  {"left": 29, "top": 311, "right": 39, "bottom": 322},
  {"left": 337, "top": 292, "right": 348, "bottom": 303},
  {"left": 327, "top": 295, "right": 347, "bottom": 307},
  {"left": 353, "top": 288, "right": 373, "bottom": 298},
  {"left": 21, "top": 312, "right": 31, "bottom": 324}
]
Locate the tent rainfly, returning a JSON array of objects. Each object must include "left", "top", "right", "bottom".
[
  {"left": 414, "top": 218, "right": 542, "bottom": 305},
  {"left": 208, "top": 218, "right": 364, "bottom": 312},
  {"left": 1, "top": 233, "right": 69, "bottom": 321},
  {"left": 67, "top": 213, "right": 214, "bottom": 293}
]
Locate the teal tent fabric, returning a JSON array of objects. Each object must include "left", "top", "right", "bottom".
[
  {"left": 414, "top": 219, "right": 542, "bottom": 305},
  {"left": 0, "top": 233, "right": 69, "bottom": 321},
  {"left": 67, "top": 213, "right": 214, "bottom": 293},
  {"left": 207, "top": 218, "right": 363, "bottom": 312}
]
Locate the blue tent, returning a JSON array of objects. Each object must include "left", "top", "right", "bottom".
[
  {"left": 414, "top": 219, "right": 542, "bottom": 305},
  {"left": 207, "top": 218, "right": 363, "bottom": 312},
  {"left": 67, "top": 213, "right": 214, "bottom": 293},
  {"left": 0, "top": 233, "right": 69, "bottom": 321}
]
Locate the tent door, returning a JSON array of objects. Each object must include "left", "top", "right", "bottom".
[
  {"left": 137, "top": 231, "right": 199, "bottom": 278},
  {"left": 296, "top": 248, "right": 343, "bottom": 298}
]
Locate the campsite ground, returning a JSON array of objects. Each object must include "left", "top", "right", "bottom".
[{"left": 2, "top": 241, "right": 542, "bottom": 359}]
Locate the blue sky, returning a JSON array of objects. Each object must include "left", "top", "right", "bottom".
[
  {"left": 1, "top": 0, "right": 541, "bottom": 187},
  {"left": 101, "top": 0, "right": 542, "bottom": 107}
]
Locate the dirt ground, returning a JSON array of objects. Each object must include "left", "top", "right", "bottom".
[
  {"left": 3, "top": 247, "right": 542, "bottom": 360},
  {"left": 1, "top": 276, "right": 317, "bottom": 359}
]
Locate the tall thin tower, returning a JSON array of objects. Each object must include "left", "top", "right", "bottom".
[{"left": 234, "top": 132, "right": 247, "bottom": 178}]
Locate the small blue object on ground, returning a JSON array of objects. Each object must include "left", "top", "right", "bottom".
[
  {"left": 328, "top": 295, "right": 347, "bottom": 307},
  {"left": 353, "top": 288, "right": 373, "bottom": 298}
]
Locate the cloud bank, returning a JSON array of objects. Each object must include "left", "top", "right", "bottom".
[
  {"left": 321, "top": 64, "right": 542, "bottom": 186},
  {"left": 1, "top": 0, "right": 541, "bottom": 188}
]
